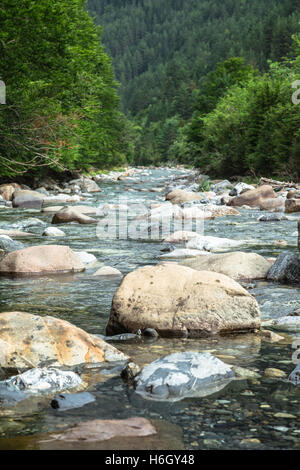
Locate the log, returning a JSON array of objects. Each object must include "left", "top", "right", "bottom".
[{"left": 259, "top": 177, "right": 296, "bottom": 189}]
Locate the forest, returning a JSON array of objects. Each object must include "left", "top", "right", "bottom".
[
  {"left": 0, "top": 0, "right": 129, "bottom": 181},
  {"left": 89, "top": 0, "right": 300, "bottom": 179}
]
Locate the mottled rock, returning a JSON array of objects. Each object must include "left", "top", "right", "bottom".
[
  {"left": 107, "top": 264, "right": 261, "bottom": 337},
  {"left": 134, "top": 352, "right": 235, "bottom": 401},
  {"left": 267, "top": 253, "right": 300, "bottom": 284},
  {"left": 0, "top": 311, "right": 128, "bottom": 368},
  {"left": 1, "top": 368, "right": 82, "bottom": 395}
]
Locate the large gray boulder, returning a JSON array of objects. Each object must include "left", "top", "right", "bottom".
[
  {"left": 134, "top": 352, "right": 235, "bottom": 401},
  {"left": 107, "top": 264, "right": 261, "bottom": 338},
  {"left": 12, "top": 190, "right": 44, "bottom": 209},
  {"left": 267, "top": 253, "right": 300, "bottom": 284}
]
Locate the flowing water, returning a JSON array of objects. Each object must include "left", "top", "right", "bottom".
[{"left": 0, "top": 168, "right": 299, "bottom": 450}]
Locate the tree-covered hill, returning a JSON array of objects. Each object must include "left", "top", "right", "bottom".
[
  {"left": 88, "top": 0, "right": 300, "bottom": 115},
  {"left": 88, "top": 0, "right": 300, "bottom": 178}
]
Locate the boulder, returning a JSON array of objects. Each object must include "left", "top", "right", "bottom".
[
  {"left": 74, "top": 251, "right": 97, "bottom": 265},
  {"left": 180, "top": 252, "right": 271, "bottom": 280},
  {"left": 0, "top": 311, "right": 128, "bottom": 369},
  {"left": 0, "top": 184, "right": 20, "bottom": 201},
  {"left": 230, "top": 183, "right": 255, "bottom": 197},
  {"left": 186, "top": 235, "right": 245, "bottom": 252},
  {"left": 107, "top": 264, "right": 261, "bottom": 338},
  {"left": 267, "top": 253, "right": 300, "bottom": 284},
  {"left": 52, "top": 206, "right": 97, "bottom": 225},
  {"left": 285, "top": 199, "right": 300, "bottom": 214},
  {"left": 93, "top": 266, "right": 122, "bottom": 277},
  {"left": 134, "top": 352, "right": 235, "bottom": 401},
  {"left": 259, "top": 197, "right": 285, "bottom": 211},
  {"left": 12, "top": 190, "right": 44, "bottom": 209},
  {"left": 69, "top": 178, "right": 101, "bottom": 193},
  {"left": 0, "top": 245, "right": 85, "bottom": 275},
  {"left": 228, "top": 185, "right": 277, "bottom": 209},
  {"left": 165, "top": 189, "right": 202, "bottom": 205},
  {"left": 1, "top": 368, "right": 82, "bottom": 395}
]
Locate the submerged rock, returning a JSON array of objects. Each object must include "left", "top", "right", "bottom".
[
  {"left": 50, "top": 417, "right": 157, "bottom": 443},
  {"left": 74, "top": 251, "right": 97, "bottom": 265},
  {"left": 1, "top": 368, "right": 82, "bottom": 395},
  {"left": 258, "top": 214, "right": 288, "bottom": 222},
  {"left": 134, "top": 352, "right": 235, "bottom": 401},
  {"left": 42, "top": 227, "right": 66, "bottom": 237},
  {"left": 159, "top": 248, "right": 209, "bottom": 259},
  {"left": 186, "top": 235, "right": 245, "bottom": 252},
  {"left": 269, "top": 316, "right": 300, "bottom": 333},
  {"left": 267, "top": 253, "right": 300, "bottom": 284},
  {"left": 181, "top": 252, "right": 271, "bottom": 280},
  {"left": 51, "top": 392, "right": 95, "bottom": 410},
  {"left": 93, "top": 266, "right": 122, "bottom": 277},
  {"left": 107, "top": 264, "right": 261, "bottom": 337},
  {"left": 0, "top": 311, "right": 129, "bottom": 369},
  {"left": 0, "top": 236, "right": 24, "bottom": 253},
  {"left": 0, "top": 245, "right": 85, "bottom": 275}
]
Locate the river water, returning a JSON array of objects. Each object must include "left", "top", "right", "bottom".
[{"left": 0, "top": 168, "right": 299, "bottom": 450}]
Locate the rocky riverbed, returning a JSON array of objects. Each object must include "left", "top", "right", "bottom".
[{"left": 0, "top": 167, "right": 299, "bottom": 450}]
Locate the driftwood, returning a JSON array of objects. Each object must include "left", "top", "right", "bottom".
[{"left": 259, "top": 177, "right": 297, "bottom": 189}]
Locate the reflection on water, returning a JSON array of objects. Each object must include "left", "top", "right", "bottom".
[{"left": 0, "top": 168, "right": 299, "bottom": 449}]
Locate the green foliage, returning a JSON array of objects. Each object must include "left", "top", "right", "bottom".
[
  {"left": 0, "top": 0, "right": 127, "bottom": 180},
  {"left": 188, "top": 48, "right": 300, "bottom": 179}
]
